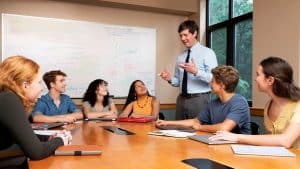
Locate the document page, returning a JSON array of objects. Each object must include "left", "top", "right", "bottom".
[
  {"left": 231, "top": 145, "right": 295, "bottom": 157},
  {"left": 148, "top": 130, "right": 196, "bottom": 138}
]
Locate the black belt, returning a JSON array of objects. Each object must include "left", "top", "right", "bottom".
[{"left": 180, "top": 92, "right": 210, "bottom": 98}]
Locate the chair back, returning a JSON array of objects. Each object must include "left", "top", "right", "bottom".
[{"left": 250, "top": 122, "right": 259, "bottom": 135}]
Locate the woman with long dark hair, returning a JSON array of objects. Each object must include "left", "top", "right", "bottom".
[
  {"left": 210, "top": 57, "right": 300, "bottom": 148},
  {"left": 82, "top": 79, "right": 118, "bottom": 119},
  {"left": 119, "top": 80, "right": 159, "bottom": 119}
]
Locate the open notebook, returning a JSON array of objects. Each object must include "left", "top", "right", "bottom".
[{"left": 188, "top": 135, "right": 237, "bottom": 145}]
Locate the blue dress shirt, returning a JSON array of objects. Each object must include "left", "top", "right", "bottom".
[
  {"left": 32, "top": 93, "right": 80, "bottom": 116},
  {"left": 170, "top": 42, "right": 218, "bottom": 94}
]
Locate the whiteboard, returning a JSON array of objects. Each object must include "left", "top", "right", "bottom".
[{"left": 2, "top": 14, "right": 156, "bottom": 98}]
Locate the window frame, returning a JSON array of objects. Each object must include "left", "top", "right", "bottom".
[{"left": 206, "top": 0, "right": 253, "bottom": 106}]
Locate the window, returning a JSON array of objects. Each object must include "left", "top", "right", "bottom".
[{"left": 207, "top": 0, "right": 253, "bottom": 104}]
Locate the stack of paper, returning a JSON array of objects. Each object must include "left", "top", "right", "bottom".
[
  {"left": 231, "top": 145, "right": 295, "bottom": 157},
  {"left": 148, "top": 130, "right": 196, "bottom": 138}
]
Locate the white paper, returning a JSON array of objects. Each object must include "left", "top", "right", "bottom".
[
  {"left": 34, "top": 130, "right": 62, "bottom": 136},
  {"left": 231, "top": 145, "right": 295, "bottom": 157},
  {"left": 148, "top": 130, "right": 196, "bottom": 138}
]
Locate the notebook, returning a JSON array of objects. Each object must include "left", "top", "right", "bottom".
[
  {"left": 231, "top": 145, "right": 295, "bottom": 157},
  {"left": 31, "top": 122, "right": 65, "bottom": 130},
  {"left": 116, "top": 117, "right": 154, "bottom": 123},
  {"left": 55, "top": 145, "right": 102, "bottom": 156},
  {"left": 188, "top": 135, "right": 237, "bottom": 145}
]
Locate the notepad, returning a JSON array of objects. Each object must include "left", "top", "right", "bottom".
[
  {"left": 231, "top": 145, "right": 295, "bottom": 157},
  {"left": 148, "top": 130, "right": 196, "bottom": 138},
  {"left": 54, "top": 145, "right": 102, "bottom": 156}
]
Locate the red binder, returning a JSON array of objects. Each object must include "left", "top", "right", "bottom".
[{"left": 116, "top": 117, "right": 155, "bottom": 123}]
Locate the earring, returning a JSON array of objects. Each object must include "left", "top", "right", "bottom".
[{"left": 23, "top": 82, "right": 28, "bottom": 89}]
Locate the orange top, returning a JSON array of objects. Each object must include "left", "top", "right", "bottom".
[{"left": 132, "top": 96, "right": 153, "bottom": 116}]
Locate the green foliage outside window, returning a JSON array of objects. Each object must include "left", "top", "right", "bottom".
[{"left": 208, "top": 0, "right": 253, "bottom": 101}]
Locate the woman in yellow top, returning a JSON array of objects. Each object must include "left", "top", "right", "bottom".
[
  {"left": 119, "top": 80, "right": 160, "bottom": 119},
  {"left": 210, "top": 57, "right": 300, "bottom": 148}
]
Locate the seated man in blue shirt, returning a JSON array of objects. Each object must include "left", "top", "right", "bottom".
[
  {"left": 32, "top": 70, "right": 83, "bottom": 123},
  {"left": 156, "top": 65, "right": 251, "bottom": 134}
]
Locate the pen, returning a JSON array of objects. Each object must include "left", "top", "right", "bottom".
[{"left": 128, "top": 111, "right": 133, "bottom": 117}]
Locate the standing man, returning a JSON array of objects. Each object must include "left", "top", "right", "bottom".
[
  {"left": 160, "top": 20, "right": 217, "bottom": 120},
  {"left": 32, "top": 70, "right": 83, "bottom": 123}
]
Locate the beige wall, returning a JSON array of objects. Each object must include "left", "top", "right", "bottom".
[
  {"left": 0, "top": 0, "right": 200, "bottom": 104},
  {"left": 7, "top": 0, "right": 298, "bottom": 108},
  {"left": 88, "top": 0, "right": 198, "bottom": 13},
  {"left": 252, "top": 0, "right": 300, "bottom": 107}
]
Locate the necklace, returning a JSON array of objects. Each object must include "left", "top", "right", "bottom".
[{"left": 137, "top": 96, "right": 149, "bottom": 108}]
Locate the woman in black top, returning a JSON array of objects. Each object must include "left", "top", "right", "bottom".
[{"left": 0, "top": 56, "right": 66, "bottom": 169}]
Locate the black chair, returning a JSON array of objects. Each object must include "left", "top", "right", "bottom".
[
  {"left": 28, "top": 114, "right": 33, "bottom": 123},
  {"left": 159, "top": 112, "right": 165, "bottom": 120},
  {"left": 250, "top": 122, "right": 260, "bottom": 135}
]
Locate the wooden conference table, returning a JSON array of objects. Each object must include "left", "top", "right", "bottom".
[{"left": 29, "top": 121, "right": 300, "bottom": 169}]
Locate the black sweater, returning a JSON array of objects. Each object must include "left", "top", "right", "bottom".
[{"left": 0, "top": 91, "right": 63, "bottom": 167}]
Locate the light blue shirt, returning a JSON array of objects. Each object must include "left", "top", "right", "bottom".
[
  {"left": 170, "top": 42, "right": 218, "bottom": 94},
  {"left": 32, "top": 93, "right": 80, "bottom": 116}
]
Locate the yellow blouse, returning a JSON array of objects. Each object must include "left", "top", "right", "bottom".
[
  {"left": 132, "top": 96, "right": 153, "bottom": 116},
  {"left": 264, "top": 100, "right": 300, "bottom": 148}
]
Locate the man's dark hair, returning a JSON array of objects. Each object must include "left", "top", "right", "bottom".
[
  {"left": 43, "top": 70, "right": 66, "bottom": 90},
  {"left": 178, "top": 20, "right": 199, "bottom": 39}
]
